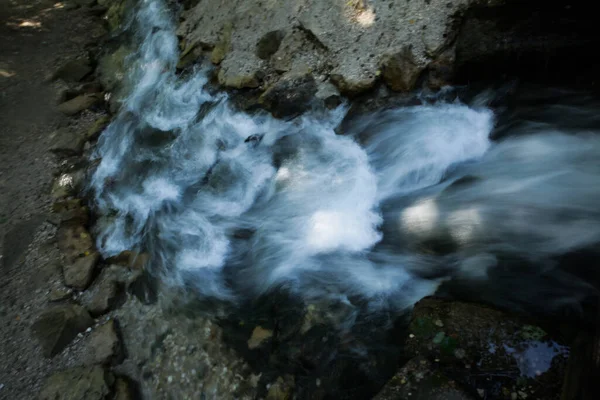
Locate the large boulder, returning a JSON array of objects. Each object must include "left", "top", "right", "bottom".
[
  {"left": 31, "top": 304, "right": 94, "bottom": 357},
  {"left": 38, "top": 366, "right": 113, "bottom": 400},
  {"left": 176, "top": 0, "right": 475, "bottom": 95}
]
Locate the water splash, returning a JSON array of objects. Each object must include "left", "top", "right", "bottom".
[{"left": 92, "top": 0, "right": 600, "bottom": 313}]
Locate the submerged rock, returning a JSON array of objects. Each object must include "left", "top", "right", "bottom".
[
  {"left": 31, "top": 305, "right": 94, "bottom": 357},
  {"left": 38, "top": 366, "right": 112, "bottom": 400},
  {"left": 374, "top": 357, "right": 473, "bottom": 400},
  {"left": 405, "top": 297, "right": 569, "bottom": 399}
]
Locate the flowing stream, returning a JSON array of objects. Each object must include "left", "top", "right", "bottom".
[{"left": 92, "top": 0, "right": 600, "bottom": 329}]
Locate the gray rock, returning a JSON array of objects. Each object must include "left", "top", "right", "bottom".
[
  {"left": 38, "top": 366, "right": 112, "bottom": 400},
  {"left": 57, "top": 94, "right": 100, "bottom": 115},
  {"left": 381, "top": 48, "right": 424, "bottom": 92},
  {"left": 315, "top": 81, "right": 342, "bottom": 109},
  {"left": 49, "top": 127, "right": 86, "bottom": 156},
  {"left": 48, "top": 287, "right": 73, "bottom": 302},
  {"left": 52, "top": 58, "right": 92, "bottom": 82},
  {"left": 374, "top": 357, "right": 473, "bottom": 400},
  {"left": 177, "top": 0, "right": 474, "bottom": 95},
  {"left": 259, "top": 72, "right": 317, "bottom": 117},
  {"left": 51, "top": 199, "right": 90, "bottom": 226},
  {"left": 63, "top": 252, "right": 100, "bottom": 290},
  {"left": 80, "top": 267, "right": 123, "bottom": 316},
  {"left": 31, "top": 305, "right": 93, "bottom": 357},
  {"left": 86, "top": 319, "right": 121, "bottom": 365}
]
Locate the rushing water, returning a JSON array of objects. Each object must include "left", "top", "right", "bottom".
[{"left": 92, "top": 0, "right": 600, "bottom": 325}]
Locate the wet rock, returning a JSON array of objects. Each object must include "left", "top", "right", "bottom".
[
  {"left": 247, "top": 326, "right": 273, "bottom": 349},
  {"left": 113, "top": 298, "right": 257, "bottom": 399},
  {"left": 80, "top": 266, "right": 128, "bottom": 316},
  {"left": 38, "top": 366, "right": 112, "bottom": 400},
  {"left": 374, "top": 356, "right": 473, "bottom": 400},
  {"left": 85, "top": 319, "right": 122, "bottom": 365},
  {"left": 266, "top": 375, "right": 295, "bottom": 400},
  {"left": 259, "top": 72, "right": 317, "bottom": 118},
  {"left": 315, "top": 81, "right": 342, "bottom": 109},
  {"left": 57, "top": 223, "right": 94, "bottom": 263},
  {"left": 427, "top": 48, "right": 456, "bottom": 90},
  {"left": 74, "top": 0, "right": 97, "bottom": 7},
  {"left": 52, "top": 58, "right": 92, "bottom": 82},
  {"left": 105, "top": 0, "right": 127, "bottom": 32},
  {"left": 381, "top": 48, "right": 423, "bottom": 92},
  {"left": 51, "top": 199, "right": 89, "bottom": 226},
  {"left": 63, "top": 251, "right": 100, "bottom": 290},
  {"left": 97, "top": 45, "right": 128, "bottom": 93},
  {"left": 106, "top": 250, "right": 149, "bottom": 270},
  {"left": 52, "top": 80, "right": 72, "bottom": 104},
  {"left": 406, "top": 297, "right": 569, "bottom": 399},
  {"left": 57, "top": 94, "right": 101, "bottom": 115},
  {"left": 256, "top": 30, "right": 285, "bottom": 60},
  {"left": 31, "top": 304, "right": 94, "bottom": 357}
]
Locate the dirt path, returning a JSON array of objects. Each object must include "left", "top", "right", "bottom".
[{"left": 0, "top": 1, "right": 105, "bottom": 398}]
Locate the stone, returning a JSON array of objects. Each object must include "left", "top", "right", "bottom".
[
  {"left": 80, "top": 267, "right": 123, "bottom": 316},
  {"left": 38, "top": 366, "right": 112, "bottom": 400},
  {"left": 50, "top": 169, "right": 85, "bottom": 199},
  {"left": 106, "top": 250, "right": 149, "bottom": 269},
  {"left": 374, "top": 357, "right": 474, "bottom": 400},
  {"left": 259, "top": 72, "right": 317, "bottom": 118},
  {"left": 106, "top": 0, "right": 127, "bottom": 32},
  {"left": 51, "top": 199, "right": 89, "bottom": 226},
  {"left": 381, "top": 48, "right": 424, "bottom": 92},
  {"left": 31, "top": 305, "right": 93, "bottom": 357},
  {"left": 53, "top": 80, "right": 71, "bottom": 105},
  {"left": 210, "top": 21, "right": 232, "bottom": 65},
  {"left": 57, "top": 224, "right": 94, "bottom": 263},
  {"left": 86, "top": 115, "right": 111, "bottom": 142},
  {"left": 52, "top": 58, "right": 92, "bottom": 82},
  {"left": 57, "top": 94, "right": 100, "bottom": 115},
  {"left": 49, "top": 127, "right": 86, "bottom": 156},
  {"left": 85, "top": 319, "right": 121, "bottom": 365},
  {"left": 247, "top": 326, "right": 273, "bottom": 349},
  {"left": 315, "top": 81, "right": 342, "bottom": 109},
  {"left": 63, "top": 252, "right": 100, "bottom": 290},
  {"left": 49, "top": 287, "right": 73, "bottom": 302},
  {"left": 406, "top": 297, "right": 569, "bottom": 399},
  {"left": 427, "top": 48, "right": 456, "bottom": 90},
  {"left": 217, "top": 54, "right": 262, "bottom": 89},
  {"left": 97, "top": 45, "right": 128, "bottom": 93},
  {"left": 266, "top": 375, "right": 295, "bottom": 400},
  {"left": 256, "top": 30, "right": 285, "bottom": 60},
  {"left": 330, "top": 73, "right": 376, "bottom": 96}
]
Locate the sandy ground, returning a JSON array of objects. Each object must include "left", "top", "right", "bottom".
[{"left": 0, "top": 1, "right": 105, "bottom": 398}]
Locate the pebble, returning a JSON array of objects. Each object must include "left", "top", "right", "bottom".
[
  {"left": 477, "top": 389, "right": 485, "bottom": 397},
  {"left": 434, "top": 319, "right": 444, "bottom": 327},
  {"left": 167, "top": 376, "right": 173, "bottom": 383},
  {"left": 0, "top": 383, "right": 4, "bottom": 390}
]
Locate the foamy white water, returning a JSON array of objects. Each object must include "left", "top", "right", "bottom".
[{"left": 91, "top": 0, "right": 600, "bottom": 311}]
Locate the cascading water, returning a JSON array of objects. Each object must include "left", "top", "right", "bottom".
[{"left": 92, "top": 0, "right": 600, "bottom": 323}]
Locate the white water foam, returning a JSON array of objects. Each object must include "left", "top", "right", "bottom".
[{"left": 93, "top": 0, "right": 600, "bottom": 311}]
